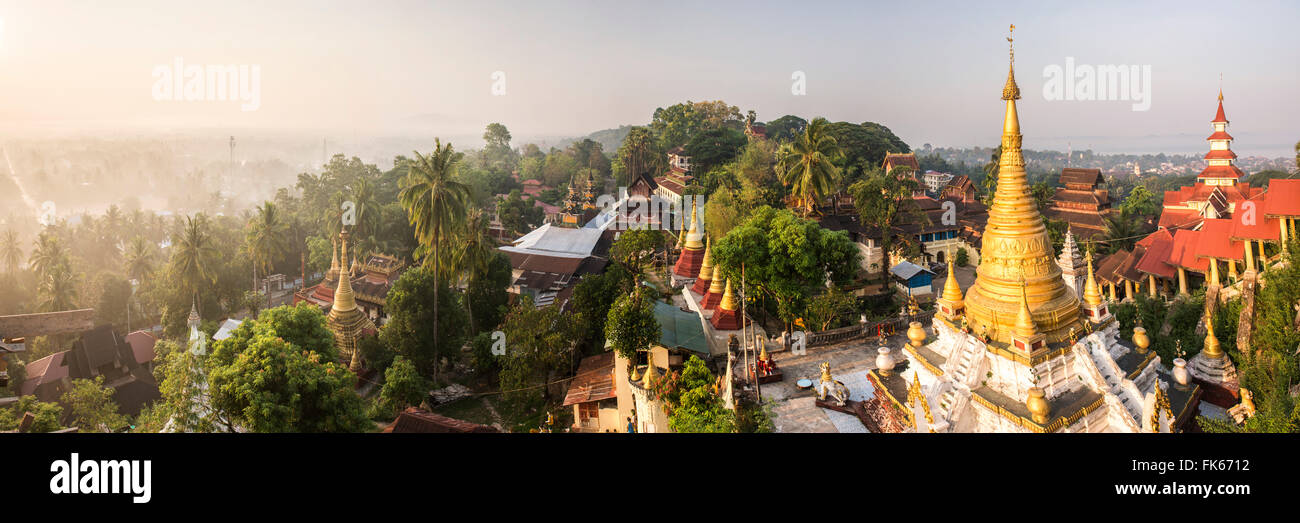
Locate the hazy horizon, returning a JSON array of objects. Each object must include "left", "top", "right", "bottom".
[{"left": 0, "top": 0, "right": 1296, "bottom": 157}]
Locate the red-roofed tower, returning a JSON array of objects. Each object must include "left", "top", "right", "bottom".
[{"left": 1199, "top": 90, "right": 1244, "bottom": 185}]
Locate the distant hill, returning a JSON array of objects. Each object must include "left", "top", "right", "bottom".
[{"left": 550, "top": 125, "right": 634, "bottom": 153}]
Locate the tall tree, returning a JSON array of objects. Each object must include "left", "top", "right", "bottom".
[
  {"left": 614, "top": 126, "right": 664, "bottom": 186},
  {"left": 246, "top": 201, "right": 288, "bottom": 311},
  {"left": 981, "top": 145, "right": 1002, "bottom": 204},
  {"left": 850, "top": 166, "right": 925, "bottom": 274},
  {"left": 123, "top": 235, "right": 156, "bottom": 282},
  {"left": 604, "top": 288, "right": 661, "bottom": 362},
  {"left": 61, "top": 376, "right": 129, "bottom": 432},
  {"left": 28, "top": 232, "right": 69, "bottom": 282},
  {"left": 170, "top": 214, "right": 220, "bottom": 313},
  {"left": 38, "top": 263, "right": 79, "bottom": 312},
  {"left": 1, "top": 229, "right": 22, "bottom": 274},
  {"left": 399, "top": 140, "right": 471, "bottom": 383},
  {"left": 776, "top": 117, "right": 842, "bottom": 215}
]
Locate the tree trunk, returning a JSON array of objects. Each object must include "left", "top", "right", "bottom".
[{"left": 432, "top": 221, "right": 440, "bottom": 386}]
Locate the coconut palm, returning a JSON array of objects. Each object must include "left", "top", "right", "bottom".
[
  {"left": 246, "top": 201, "right": 288, "bottom": 311},
  {"left": 446, "top": 207, "right": 498, "bottom": 333},
  {"left": 1, "top": 229, "right": 22, "bottom": 274},
  {"left": 170, "top": 214, "right": 220, "bottom": 314},
  {"left": 776, "top": 117, "right": 842, "bottom": 215},
  {"left": 981, "top": 145, "right": 1002, "bottom": 204},
  {"left": 28, "top": 233, "right": 70, "bottom": 281},
  {"left": 399, "top": 139, "right": 471, "bottom": 383},
  {"left": 38, "top": 263, "right": 79, "bottom": 312},
  {"left": 123, "top": 235, "right": 156, "bottom": 282},
  {"left": 1100, "top": 208, "right": 1143, "bottom": 255}
]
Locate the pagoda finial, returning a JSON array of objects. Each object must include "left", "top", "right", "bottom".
[
  {"left": 642, "top": 356, "right": 658, "bottom": 386},
  {"left": 684, "top": 198, "right": 704, "bottom": 250},
  {"left": 1083, "top": 250, "right": 1103, "bottom": 307},
  {"left": 1014, "top": 277, "right": 1038, "bottom": 338},
  {"left": 1001, "top": 24, "right": 1021, "bottom": 101}
]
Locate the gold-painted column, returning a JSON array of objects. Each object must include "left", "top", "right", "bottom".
[
  {"left": 1259, "top": 240, "right": 1268, "bottom": 266},
  {"left": 1209, "top": 259, "right": 1220, "bottom": 287},
  {"left": 1244, "top": 241, "right": 1255, "bottom": 273},
  {"left": 1228, "top": 259, "right": 1238, "bottom": 281},
  {"left": 1148, "top": 275, "right": 1157, "bottom": 297},
  {"left": 1178, "top": 267, "right": 1188, "bottom": 295},
  {"left": 1124, "top": 279, "right": 1134, "bottom": 301},
  {"left": 1108, "top": 282, "right": 1117, "bottom": 302}
]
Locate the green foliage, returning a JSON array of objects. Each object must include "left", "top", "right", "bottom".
[
  {"left": 850, "top": 165, "right": 925, "bottom": 271},
  {"left": 379, "top": 356, "right": 430, "bottom": 414},
  {"left": 0, "top": 396, "right": 64, "bottom": 433},
  {"left": 610, "top": 227, "right": 664, "bottom": 276},
  {"left": 805, "top": 286, "right": 856, "bottom": 331},
  {"left": 777, "top": 117, "right": 843, "bottom": 214},
  {"left": 209, "top": 333, "right": 370, "bottom": 432},
  {"left": 1120, "top": 185, "right": 1160, "bottom": 217},
  {"left": 61, "top": 376, "right": 129, "bottom": 432},
  {"left": 649, "top": 100, "right": 743, "bottom": 150},
  {"left": 570, "top": 263, "right": 634, "bottom": 354},
  {"left": 764, "top": 115, "right": 807, "bottom": 143},
  {"left": 955, "top": 247, "right": 970, "bottom": 267},
  {"left": 211, "top": 303, "right": 337, "bottom": 367},
  {"left": 712, "top": 206, "right": 860, "bottom": 326},
  {"left": 604, "top": 290, "right": 660, "bottom": 361},
  {"left": 684, "top": 127, "right": 747, "bottom": 176},
  {"left": 666, "top": 356, "right": 735, "bottom": 433},
  {"left": 498, "top": 296, "right": 575, "bottom": 408},
  {"left": 613, "top": 126, "right": 664, "bottom": 186},
  {"left": 822, "top": 121, "right": 910, "bottom": 183},
  {"left": 380, "top": 266, "right": 467, "bottom": 377}
]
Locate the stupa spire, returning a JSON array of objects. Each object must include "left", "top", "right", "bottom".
[
  {"left": 962, "top": 25, "right": 1081, "bottom": 346},
  {"left": 1014, "top": 278, "right": 1038, "bottom": 338},
  {"left": 1083, "top": 251, "right": 1103, "bottom": 307},
  {"left": 332, "top": 229, "right": 358, "bottom": 312}
]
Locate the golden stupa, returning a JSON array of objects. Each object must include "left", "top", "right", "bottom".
[{"left": 962, "top": 26, "right": 1082, "bottom": 346}]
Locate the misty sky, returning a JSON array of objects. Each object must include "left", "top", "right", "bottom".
[{"left": 0, "top": 0, "right": 1295, "bottom": 155}]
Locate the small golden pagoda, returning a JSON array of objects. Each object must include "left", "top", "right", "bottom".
[
  {"left": 709, "top": 278, "right": 741, "bottom": 330},
  {"left": 690, "top": 237, "right": 714, "bottom": 295},
  {"left": 962, "top": 27, "right": 1082, "bottom": 347},
  {"left": 935, "top": 254, "right": 964, "bottom": 320},
  {"left": 327, "top": 229, "right": 376, "bottom": 372},
  {"left": 672, "top": 198, "right": 707, "bottom": 277},
  {"left": 702, "top": 264, "right": 725, "bottom": 310}
]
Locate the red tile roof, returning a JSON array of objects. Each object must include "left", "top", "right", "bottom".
[
  {"left": 1230, "top": 213, "right": 1280, "bottom": 242},
  {"left": 1135, "top": 231, "right": 1178, "bottom": 279},
  {"left": 1212, "top": 100, "right": 1228, "bottom": 124},
  {"left": 1264, "top": 179, "right": 1300, "bottom": 217},
  {"left": 1204, "top": 149, "right": 1238, "bottom": 161},
  {"left": 1206, "top": 131, "right": 1234, "bottom": 141},
  {"left": 1198, "top": 164, "right": 1245, "bottom": 179},
  {"left": 124, "top": 331, "right": 157, "bottom": 366},
  {"left": 1157, "top": 209, "right": 1202, "bottom": 230},
  {"left": 1170, "top": 229, "right": 1209, "bottom": 272},
  {"left": 1195, "top": 219, "right": 1244, "bottom": 261}
]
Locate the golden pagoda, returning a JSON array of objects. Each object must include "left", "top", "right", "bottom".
[
  {"left": 936, "top": 254, "right": 964, "bottom": 319},
  {"left": 672, "top": 198, "right": 707, "bottom": 277},
  {"left": 690, "top": 237, "right": 714, "bottom": 295},
  {"left": 962, "top": 26, "right": 1082, "bottom": 347},
  {"left": 709, "top": 278, "right": 741, "bottom": 330},
  {"left": 327, "top": 229, "right": 376, "bottom": 372},
  {"left": 702, "top": 264, "right": 726, "bottom": 310}
]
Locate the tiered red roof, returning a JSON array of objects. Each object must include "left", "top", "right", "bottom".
[
  {"left": 1203, "top": 149, "right": 1238, "bottom": 161},
  {"left": 1135, "top": 230, "right": 1178, "bottom": 279},
  {"left": 1212, "top": 98, "right": 1228, "bottom": 124},
  {"left": 1169, "top": 229, "right": 1209, "bottom": 272},
  {"left": 1194, "top": 219, "right": 1244, "bottom": 261}
]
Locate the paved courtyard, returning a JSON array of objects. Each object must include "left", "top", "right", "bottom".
[{"left": 752, "top": 331, "right": 912, "bottom": 433}]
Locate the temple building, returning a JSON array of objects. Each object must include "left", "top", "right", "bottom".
[
  {"left": 1044, "top": 167, "right": 1112, "bottom": 239},
  {"left": 1124, "top": 91, "right": 1299, "bottom": 297},
  {"left": 654, "top": 147, "right": 694, "bottom": 209},
  {"left": 295, "top": 236, "right": 408, "bottom": 325},
  {"left": 558, "top": 173, "right": 601, "bottom": 228},
  {"left": 868, "top": 30, "right": 1200, "bottom": 433}
]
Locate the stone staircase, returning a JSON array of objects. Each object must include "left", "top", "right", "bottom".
[
  {"left": 1084, "top": 339, "right": 1144, "bottom": 420},
  {"left": 936, "top": 337, "right": 983, "bottom": 424}
]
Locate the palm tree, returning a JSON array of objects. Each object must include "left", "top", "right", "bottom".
[
  {"left": 350, "top": 177, "right": 380, "bottom": 247},
  {"left": 171, "top": 214, "right": 220, "bottom": 314},
  {"left": 776, "top": 117, "right": 842, "bottom": 215},
  {"left": 38, "top": 263, "right": 79, "bottom": 312},
  {"left": 246, "top": 201, "right": 289, "bottom": 311},
  {"left": 1, "top": 229, "right": 22, "bottom": 274},
  {"left": 28, "top": 232, "right": 69, "bottom": 281},
  {"left": 447, "top": 207, "right": 498, "bottom": 334},
  {"left": 1100, "top": 208, "right": 1143, "bottom": 255},
  {"left": 399, "top": 139, "right": 471, "bottom": 384},
  {"left": 123, "top": 235, "right": 156, "bottom": 282}
]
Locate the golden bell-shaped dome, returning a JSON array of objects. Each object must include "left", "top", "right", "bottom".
[
  {"left": 941, "top": 256, "right": 963, "bottom": 305},
  {"left": 696, "top": 237, "right": 713, "bottom": 279},
  {"left": 707, "top": 265, "right": 725, "bottom": 294},
  {"left": 1083, "top": 251, "right": 1103, "bottom": 307},
  {"left": 719, "top": 279, "right": 738, "bottom": 311}
]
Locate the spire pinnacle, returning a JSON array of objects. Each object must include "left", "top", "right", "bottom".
[
  {"left": 331, "top": 229, "right": 358, "bottom": 312},
  {"left": 1083, "top": 250, "right": 1104, "bottom": 307},
  {"left": 1014, "top": 277, "right": 1038, "bottom": 338},
  {"left": 941, "top": 254, "right": 963, "bottom": 305},
  {"left": 1001, "top": 24, "right": 1021, "bottom": 101}
]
